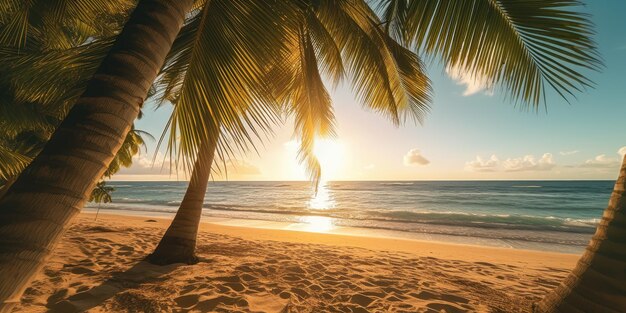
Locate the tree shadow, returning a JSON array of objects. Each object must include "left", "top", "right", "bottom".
[{"left": 45, "top": 260, "right": 183, "bottom": 313}]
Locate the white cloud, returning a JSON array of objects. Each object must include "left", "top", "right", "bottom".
[
  {"left": 580, "top": 154, "right": 621, "bottom": 169},
  {"left": 503, "top": 153, "right": 556, "bottom": 172},
  {"left": 403, "top": 149, "right": 430, "bottom": 166},
  {"left": 577, "top": 147, "right": 626, "bottom": 169},
  {"left": 560, "top": 150, "right": 579, "bottom": 156},
  {"left": 446, "top": 65, "right": 494, "bottom": 96},
  {"left": 465, "top": 155, "right": 499, "bottom": 172},
  {"left": 466, "top": 153, "right": 556, "bottom": 172}
]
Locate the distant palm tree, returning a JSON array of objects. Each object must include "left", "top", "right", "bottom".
[
  {"left": 0, "top": 0, "right": 603, "bottom": 312},
  {"left": 89, "top": 181, "right": 115, "bottom": 221},
  {"left": 534, "top": 156, "right": 626, "bottom": 312},
  {"left": 89, "top": 181, "right": 115, "bottom": 204}
]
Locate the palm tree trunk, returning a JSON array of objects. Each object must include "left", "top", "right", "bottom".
[
  {"left": 0, "top": 177, "right": 16, "bottom": 201},
  {"left": 0, "top": 1, "right": 193, "bottom": 311},
  {"left": 146, "top": 133, "right": 218, "bottom": 265},
  {"left": 534, "top": 155, "right": 626, "bottom": 313}
]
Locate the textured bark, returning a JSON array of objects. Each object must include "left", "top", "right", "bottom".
[
  {"left": 147, "top": 134, "right": 218, "bottom": 265},
  {"left": 534, "top": 155, "right": 626, "bottom": 313},
  {"left": 0, "top": 1, "right": 193, "bottom": 311}
]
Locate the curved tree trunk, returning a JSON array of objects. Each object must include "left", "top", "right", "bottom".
[
  {"left": 146, "top": 134, "right": 218, "bottom": 265},
  {"left": 534, "top": 155, "right": 626, "bottom": 313},
  {"left": 0, "top": 177, "right": 16, "bottom": 201},
  {"left": 0, "top": 1, "right": 193, "bottom": 311}
]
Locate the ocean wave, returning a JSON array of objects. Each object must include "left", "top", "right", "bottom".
[
  {"left": 511, "top": 185, "right": 542, "bottom": 188},
  {"left": 101, "top": 198, "right": 600, "bottom": 234},
  {"left": 379, "top": 182, "right": 414, "bottom": 186},
  {"left": 373, "top": 210, "right": 598, "bottom": 233}
]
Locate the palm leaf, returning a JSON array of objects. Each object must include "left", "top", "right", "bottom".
[
  {"left": 0, "top": 0, "right": 132, "bottom": 48},
  {"left": 154, "top": 0, "right": 296, "bottom": 174},
  {"left": 0, "top": 145, "right": 32, "bottom": 182},
  {"left": 389, "top": 0, "right": 601, "bottom": 107},
  {"left": 279, "top": 0, "right": 431, "bottom": 186}
]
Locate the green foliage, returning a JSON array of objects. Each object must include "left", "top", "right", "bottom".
[
  {"left": 0, "top": 0, "right": 145, "bottom": 198},
  {"left": 1, "top": 0, "right": 601, "bottom": 192},
  {"left": 155, "top": 0, "right": 432, "bottom": 186},
  {"left": 155, "top": 0, "right": 297, "bottom": 175},
  {"left": 280, "top": 0, "right": 431, "bottom": 184},
  {"left": 381, "top": 0, "right": 601, "bottom": 107},
  {"left": 0, "top": 0, "right": 133, "bottom": 49},
  {"left": 89, "top": 181, "right": 114, "bottom": 204}
]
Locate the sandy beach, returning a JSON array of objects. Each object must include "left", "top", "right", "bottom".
[{"left": 14, "top": 212, "right": 579, "bottom": 313}]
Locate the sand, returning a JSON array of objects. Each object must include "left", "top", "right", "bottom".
[{"left": 13, "top": 213, "right": 580, "bottom": 313}]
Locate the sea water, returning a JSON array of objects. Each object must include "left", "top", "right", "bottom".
[{"left": 87, "top": 180, "right": 614, "bottom": 253}]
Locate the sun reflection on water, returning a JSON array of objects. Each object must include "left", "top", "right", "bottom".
[
  {"left": 309, "top": 182, "right": 335, "bottom": 210},
  {"left": 302, "top": 182, "right": 335, "bottom": 232}
]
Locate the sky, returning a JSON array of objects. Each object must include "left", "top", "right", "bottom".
[{"left": 113, "top": 1, "right": 626, "bottom": 182}]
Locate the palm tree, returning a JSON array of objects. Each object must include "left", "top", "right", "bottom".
[
  {"left": 0, "top": 0, "right": 150, "bottom": 204},
  {"left": 150, "top": 3, "right": 610, "bottom": 312},
  {"left": 145, "top": 0, "right": 432, "bottom": 265},
  {"left": 89, "top": 181, "right": 115, "bottom": 204},
  {"left": 144, "top": 0, "right": 300, "bottom": 264},
  {"left": 0, "top": 0, "right": 603, "bottom": 311},
  {"left": 533, "top": 156, "right": 626, "bottom": 312},
  {"left": 146, "top": 0, "right": 600, "bottom": 269},
  {"left": 0, "top": 0, "right": 196, "bottom": 310}
]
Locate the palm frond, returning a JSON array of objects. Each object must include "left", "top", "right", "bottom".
[
  {"left": 89, "top": 181, "right": 114, "bottom": 203},
  {"left": 270, "top": 0, "right": 432, "bottom": 186},
  {"left": 2, "top": 38, "right": 114, "bottom": 107},
  {"left": 155, "top": 0, "right": 296, "bottom": 174},
  {"left": 104, "top": 126, "right": 150, "bottom": 177},
  {"left": 0, "top": 0, "right": 132, "bottom": 49},
  {"left": 288, "top": 22, "right": 336, "bottom": 184},
  {"left": 395, "top": 0, "right": 601, "bottom": 107},
  {"left": 315, "top": 0, "right": 432, "bottom": 125},
  {"left": 0, "top": 145, "right": 32, "bottom": 182}
]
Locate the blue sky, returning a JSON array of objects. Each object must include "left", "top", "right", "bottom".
[{"left": 113, "top": 1, "right": 626, "bottom": 181}]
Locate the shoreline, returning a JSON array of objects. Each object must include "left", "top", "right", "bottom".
[
  {"left": 83, "top": 210, "right": 580, "bottom": 267},
  {"left": 85, "top": 206, "right": 588, "bottom": 254}
]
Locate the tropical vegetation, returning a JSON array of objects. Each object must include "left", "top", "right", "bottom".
[{"left": 0, "top": 0, "right": 616, "bottom": 312}]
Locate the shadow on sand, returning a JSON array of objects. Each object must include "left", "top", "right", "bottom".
[{"left": 45, "top": 260, "right": 183, "bottom": 312}]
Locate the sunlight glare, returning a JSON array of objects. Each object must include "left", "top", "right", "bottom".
[
  {"left": 309, "top": 181, "right": 335, "bottom": 210},
  {"left": 300, "top": 216, "right": 334, "bottom": 233},
  {"left": 313, "top": 138, "right": 345, "bottom": 181}
]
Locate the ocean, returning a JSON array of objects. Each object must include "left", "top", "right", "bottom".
[{"left": 87, "top": 180, "right": 615, "bottom": 253}]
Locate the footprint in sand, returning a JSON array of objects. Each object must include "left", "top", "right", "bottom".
[{"left": 174, "top": 294, "right": 200, "bottom": 308}]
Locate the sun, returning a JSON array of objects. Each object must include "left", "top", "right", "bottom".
[{"left": 313, "top": 138, "right": 345, "bottom": 181}]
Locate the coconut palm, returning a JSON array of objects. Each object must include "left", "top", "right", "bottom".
[
  {"left": 144, "top": 0, "right": 431, "bottom": 264},
  {"left": 0, "top": 0, "right": 603, "bottom": 311},
  {"left": 144, "top": 0, "right": 294, "bottom": 264},
  {"left": 0, "top": 0, "right": 197, "bottom": 310},
  {"left": 533, "top": 156, "right": 626, "bottom": 312},
  {"left": 146, "top": 0, "right": 601, "bottom": 270},
  {"left": 0, "top": 0, "right": 133, "bottom": 49},
  {"left": 0, "top": 0, "right": 148, "bottom": 202},
  {"left": 89, "top": 181, "right": 115, "bottom": 204}
]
